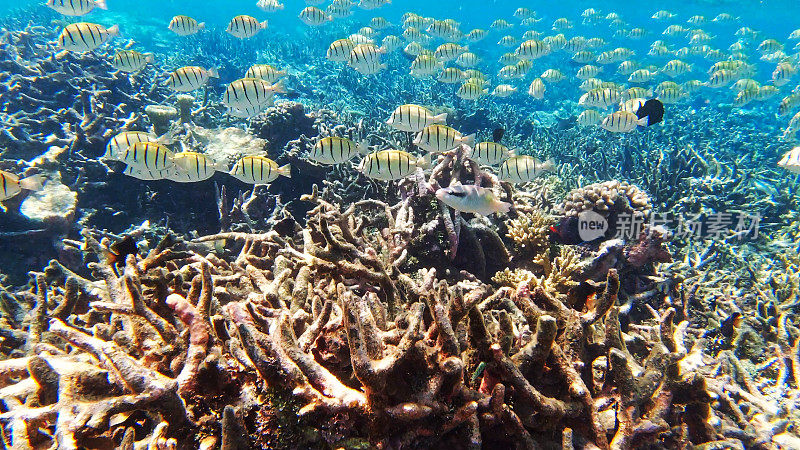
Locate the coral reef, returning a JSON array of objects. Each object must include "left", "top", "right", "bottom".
[
  {"left": 559, "top": 180, "right": 652, "bottom": 220},
  {"left": 0, "top": 186, "right": 794, "bottom": 449}
]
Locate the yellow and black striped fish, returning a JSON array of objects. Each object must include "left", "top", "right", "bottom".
[
  {"left": 170, "top": 152, "right": 223, "bottom": 182},
  {"left": 601, "top": 111, "right": 647, "bottom": 132},
  {"left": 58, "top": 22, "right": 118, "bottom": 52},
  {"left": 230, "top": 156, "right": 291, "bottom": 184},
  {"left": 165, "top": 66, "right": 219, "bottom": 92},
  {"left": 122, "top": 142, "right": 175, "bottom": 171},
  {"left": 386, "top": 105, "right": 448, "bottom": 133},
  {"left": 456, "top": 82, "right": 488, "bottom": 100},
  {"left": 168, "top": 15, "right": 204, "bottom": 36},
  {"left": 245, "top": 64, "right": 286, "bottom": 83},
  {"left": 348, "top": 44, "right": 384, "bottom": 72},
  {"left": 410, "top": 54, "right": 440, "bottom": 77},
  {"left": 223, "top": 78, "right": 287, "bottom": 110},
  {"left": 226, "top": 15, "right": 268, "bottom": 39},
  {"left": 299, "top": 6, "right": 331, "bottom": 26},
  {"left": 469, "top": 142, "right": 514, "bottom": 166},
  {"left": 516, "top": 39, "right": 550, "bottom": 60},
  {"left": 310, "top": 137, "right": 369, "bottom": 165},
  {"left": 358, "top": 150, "right": 425, "bottom": 181},
  {"left": 122, "top": 165, "right": 171, "bottom": 181},
  {"left": 414, "top": 124, "right": 475, "bottom": 153},
  {"left": 327, "top": 39, "right": 355, "bottom": 62},
  {"left": 47, "top": 0, "right": 106, "bottom": 16},
  {"left": 0, "top": 171, "right": 43, "bottom": 201},
  {"left": 112, "top": 50, "right": 154, "bottom": 73},
  {"left": 498, "top": 156, "right": 555, "bottom": 183},
  {"left": 104, "top": 131, "right": 157, "bottom": 160}
]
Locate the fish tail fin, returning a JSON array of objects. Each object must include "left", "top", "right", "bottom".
[
  {"left": 358, "top": 140, "right": 371, "bottom": 155},
  {"left": 496, "top": 200, "right": 512, "bottom": 215},
  {"left": 433, "top": 112, "right": 448, "bottom": 124},
  {"left": 416, "top": 153, "right": 432, "bottom": 170},
  {"left": 637, "top": 116, "right": 649, "bottom": 126},
  {"left": 542, "top": 158, "right": 556, "bottom": 172},
  {"left": 19, "top": 175, "right": 44, "bottom": 192},
  {"left": 271, "top": 78, "right": 288, "bottom": 94},
  {"left": 95, "top": 0, "right": 108, "bottom": 10},
  {"left": 461, "top": 133, "right": 476, "bottom": 147},
  {"left": 277, "top": 164, "right": 292, "bottom": 178},
  {"left": 508, "top": 148, "right": 518, "bottom": 157},
  {"left": 260, "top": 20, "right": 269, "bottom": 29},
  {"left": 380, "top": 63, "right": 388, "bottom": 70},
  {"left": 107, "top": 24, "right": 120, "bottom": 36},
  {"left": 145, "top": 53, "right": 154, "bottom": 63},
  {"left": 198, "top": 22, "right": 206, "bottom": 31}
]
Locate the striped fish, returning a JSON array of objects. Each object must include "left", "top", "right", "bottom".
[
  {"left": 226, "top": 15, "right": 267, "bottom": 39},
  {"left": 227, "top": 104, "right": 268, "bottom": 119},
  {"left": 527, "top": 78, "right": 546, "bottom": 99},
  {"left": 492, "top": 84, "right": 517, "bottom": 97},
  {"left": 601, "top": 111, "right": 648, "bottom": 133},
  {"left": 455, "top": 52, "right": 479, "bottom": 68},
  {"left": 436, "top": 184, "right": 510, "bottom": 217},
  {"left": 58, "top": 22, "right": 118, "bottom": 52},
  {"left": 299, "top": 6, "right": 331, "bottom": 26},
  {"left": 438, "top": 67, "right": 466, "bottom": 84},
  {"left": 706, "top": 69, "right": 735, "bottom": 88},
  {"left": 358, "top": 150, "right": 425, "bottom": 181},
  {"left": 381, "top": 35, "right": 402, "bottom": 52},
  {"left": 122, "top": 165, "right": 171, "bottom": 181},
  {"left": 0, "top": 171, "right": 43, "bottom": 201},
  {"left": 348, "top": 44, "right": 384, "bottom": 73},
  {"left": 168, "top": 15, "right": 204, "bottom": 36},
  {"left": 122, "top": 142, "right": 175, "bottom": 171},
  {"left": 577, "top": 109, "right": 604, "bottom": 126},
  {"left": 245, "top": 64, "right": 286, "bottom": 83},
  {"left": 112, "top": 50, "right": 154, "bottom": 73},
  {"left": 310, "top": 137, "right": 369, "bottom": 165},
  {"left": 410, "top": 54, "right": 440, "bottom": 77},
  {"left": 165, "top": 66, "right": 219, "bottom": 92},
  {"left": 257, "top": 0, "right": 284, "bottom": 12},
  {"left": 170, "top": 152, "right": 223, "bottom": 182},
  {"left": 230, "top": 156, "right": 291, "bottom": 184},
  {"left": 47, "top": 0, "right": 106, "bottom": 16},
  {"left": 515, "top": 39, "right": 550, "bottom": 60},
  {"left": 469, "top": 142, "right": 513, "bottom": 166},
  {"left": 414, "top": 124, "right": 475, "bottom": 153},
  {"left": 579, "top": 87, "right": 620, "bottom": 109},
  {"left": 387, "top": 104, "right": 447, "bottom": 133},
  {"left": 104, "top": 131, "right": 157, "bottom": 160},
  {"left": 498, "top": 156, "right": 555, "bottom": 183},
  {"left": 434, "top": 43, "right": 467, "bottom": 62},
  {"left": 456, "top": 82, "right": 488, "bottom": 100},
  {"left": 223, "top": 78, "right": 286, "bottom": 110},
  {"left": 327, "top": 39, "right": 356, "bottom": 62}
]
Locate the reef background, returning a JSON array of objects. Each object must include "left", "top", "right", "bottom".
[{"left": 1, "top": 0, "right": 800, "bottom": 449}]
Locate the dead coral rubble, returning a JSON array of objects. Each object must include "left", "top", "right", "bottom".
[{"left": 0, "top": 190, "right": 786, "bottom": 449}]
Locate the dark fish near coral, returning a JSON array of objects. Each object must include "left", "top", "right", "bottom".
[
  {"left": 549, "top": 215, "right": 582, "bottom": 244},
  {"left": 703, "top": 312, "right": 743, "bottom": 339},
  {"left": 636, "top": 99, "right": 664, "bottom": 126},
  {"left": 492, "top": 127, "right": 505, "bottom": 142},
  {"left": 107, "top": 235, "right": 138, "bottom": 274}
]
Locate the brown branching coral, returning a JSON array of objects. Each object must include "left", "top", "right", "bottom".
[{"left": 0, "top": 191, "right": 791, "bottom": 449}]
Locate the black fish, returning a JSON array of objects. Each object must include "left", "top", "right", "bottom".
[
  {"left": 549, "top": 216, "right": 582, "bottom": 245},
  {"left": 107, "top": 235, "right": 138, "bottom": 274},
  {"left": 636, "top": 99, "right": 664, "bottom": 126},
  {"left": 492, "top": 127, "right": 505, "bottom": 143}
]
